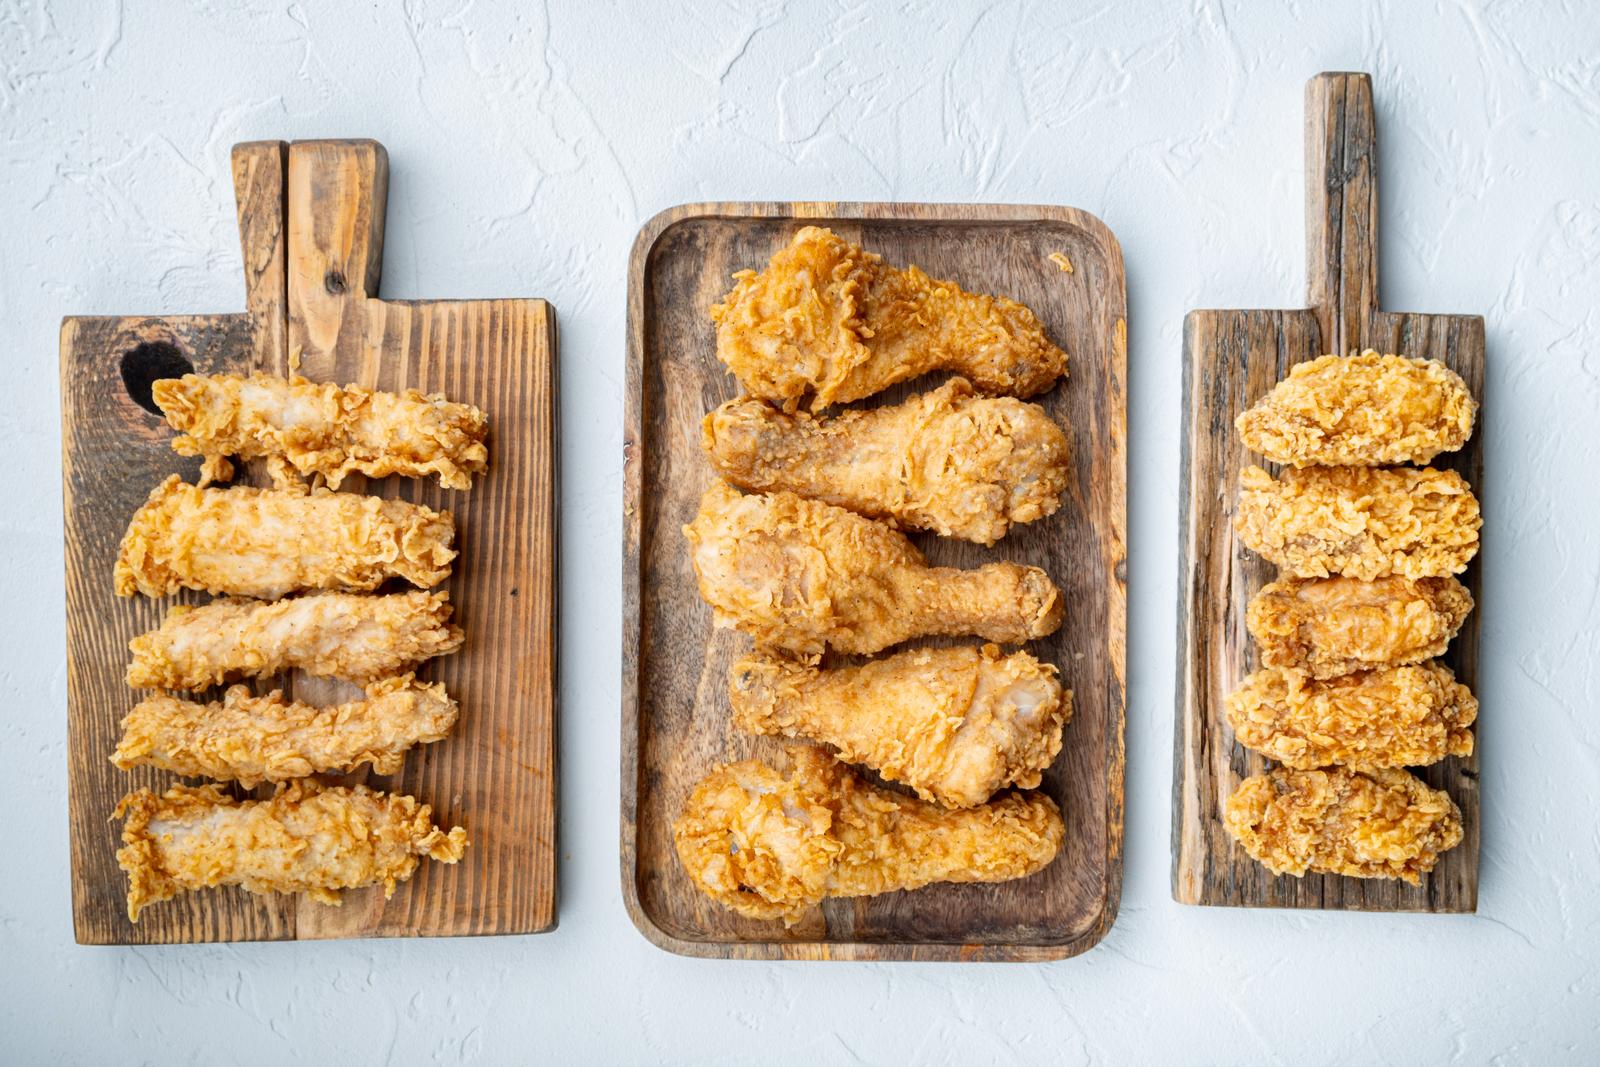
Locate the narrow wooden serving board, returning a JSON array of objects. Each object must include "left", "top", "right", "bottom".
[
  {"left": 61, "top": 140, "right": 559, "bottom": 944},
  {"left": 1172, "top": 74, "right": 1484, "bottom": 911},
  {"left": 622, "top": 202, "right": 1127, "bottom": 960}
]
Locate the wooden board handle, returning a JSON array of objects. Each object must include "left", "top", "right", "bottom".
[
  {"left": 1305, "top": 72, "right": 1379, "bottom": 357},
  {"left": 230, "top": 142, "right": 289, "bottom": 373}
]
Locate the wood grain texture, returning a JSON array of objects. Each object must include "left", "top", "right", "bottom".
[
  {"left": 622, "top": 202, "right": 1127, "bottom": 961},
  {"left": 1172, "top": 73, "right": 1484, "bottom": 912},
  {"left": 62, "top": 139, "right": 558, "bottom": 944}
]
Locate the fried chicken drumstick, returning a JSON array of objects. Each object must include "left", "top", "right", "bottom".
[
  {"left": 702, "top": 378, "right": 1069, "bottom": 545},
  {"left": 115, "top": 475, "right": 456, "bottom": 599},
  {"left": 116, "top": 781, "right": 467, "bottom": 921},
  {"left": 711, "top": 226, "right": 1068, "bottom": 411},
  {"left": 685, "top": 482, "right": 1062, "bottom": 655},
  {"left": 153, "top": 372, "right": 489, "bottom": 490},
  {"left": 112, "top": 675, "right": 459, "bottom": 786},
  {"left": 126, "top": 591, "right": 464, "bottom": 690},
  {"left": 1236, "top": 351, "right": 1475, "bottom": 467},
  {"left": 730, "top": 645, "right": 1069, "bottom": 808},
  {"left": 1247, "top": 575, "right": 1473, "bottom": 678},
  {"left": 1225, "top": 663, "right": 1476, "bottom": 770},
  {"left": 1223, "top": 766, "right": 1462, "bottom": 883},
  {"left": 1234, "top": 465, "right": 1481, "bottom": 580},
  {"left": 673, "top": 747, "right": 1063, "bottom": 925}
]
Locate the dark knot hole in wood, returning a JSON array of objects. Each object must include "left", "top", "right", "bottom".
[
  {"left": 324, "top": 270, "right": 347, "bottom": 295},
  {"left": 119, "top": 341, "right": 194, "bottom": 414}
]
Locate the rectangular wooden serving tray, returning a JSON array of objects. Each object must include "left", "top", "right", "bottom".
[{"left": 621, "top": 201, "right": 1127, "bottom": 961}]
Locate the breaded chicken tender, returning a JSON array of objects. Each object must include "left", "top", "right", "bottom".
[
  {"left": 114, "top": 475, "right": 456, "bottom": 599},
  {"left": 1236, "top": 351, "right": 1475, "bottom": 467},
  {"left": 684, "top": 482, "right": 1062, "bottom": 655},
  {"left": 153, "top": 372, "right": 489, "bottom": 490},
  {"left": 115, "top": 781, "right": 467, "bottom": 921},
  {"left": 1234, "top": 465, "right": 1480, "bottom": 580},
  {"left": 111, "top": 675, "right": 459, "bottom": 786},
  {"left": 126, "top": 591, "right": 464, "bottom": 690},
  {"left": 702, "top": 378, "right": 1069, "bottom": 544},
  {"left": 673, "top": 746, "right": 1063, "bottom": 925},
  {"left": 1248, "top": 575, "right": 1473, "bottom": 678},
  {"left": 729, "top": 645, "right": 1070, "bottom": 808},
  {"left": 1225, "top": 663, "right": 1476, "bottom": 769},
  {"left": 711, "top": 226, "right": 1068, "bottom": 411},
  {"left": 1223, "top": 766, "right": 1462, "bottom": 883}
]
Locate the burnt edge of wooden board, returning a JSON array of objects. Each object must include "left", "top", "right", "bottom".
[{"left": 620, "top": 201, "right": 1128, "bottom": 961}]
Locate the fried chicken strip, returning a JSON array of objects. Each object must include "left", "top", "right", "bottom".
[
  {"left": 702, "top": 378, "right": 1069, "bottom": 544},
  {"left": 116, "top": 781, "right": 467, "bottom": 921},
  {"left": 1234, "top": 465, "right": 1481, "bottom": 580},
  {"left": 1223, "top": 766, "right": 1462, "bottom": 883},
  {"left": 1248, "top": 575, "right": 1473, "bottom": 678},
  {"left": 126, "top": 591, "right": 464, "bottom": 690},
  {"left": 111, "top": 675, "right": 459, "bottom": 787},
  {"left": 729, "top": 645, "right": 1070, "bottom": 808},
  {"left": 1237, "top": 351, "right": 1475, "bottom": 467},
  {"left": 114, "top": 475, "right": 456, "bottom": 599},
  {"left": 152, "top": 372, "right": 489, "bottom": 490},
  {"left": 711, "top": 226, "right": 1068, "bottom": 411},
  {"left": 684, "top": 482, "right": 1063, "bottom": 655},
  {"left": 1225, "top": 663, "right": 1476, "bottom": 769},
  {"left": 673, "top": 746, "right": 1063, "bottom": 925}
]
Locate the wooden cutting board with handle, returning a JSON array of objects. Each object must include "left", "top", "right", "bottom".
[
  {"left": 61, "top": 139, "right": 559, "bottom": 943},
  {"left": 1172, "top": 73, "right": 1484, "bottom": 911}
]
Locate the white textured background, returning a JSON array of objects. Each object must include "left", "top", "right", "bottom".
[{"left": 4, "top": 1, "right": 1598, "bottom": 1063}]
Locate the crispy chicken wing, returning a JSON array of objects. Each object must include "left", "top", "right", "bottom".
[
  {"left": 126, "top": 591, "right": 464, "bottom": 690},
  {"left": 115, "top": 781, "right": 467, "bottom": 921},
  {"left": 1236, "top": 351, "right": 1475, "bottom": 467},
  {"left": 1248, "top": 575, "right": 1473, "bottom": 678},
  {"left": 153, "top": 372, "right": 489, "bottom": 490},
  {"left": 710, "top": 226, "right": 1068, "bottom": 411},
  {"left": 684, "top": 482, "right": 1062, "bottom": 655},
  {"left": 1234, "top": 465, "right": 1481, "bottom": 580},
  {"left": 1223, "top": 766, "right": 1462, "bottom": 883},
  {"left": 729, "top": 645, "right": 1070, "bottom": 808},
  {"left": 702, "top": 377, "right": 1069, "bottom": 544},
  {"left": 114, "top": 475, "right": 456, "bottom": 599},
  {"left": 1225, "top": 663, "right": 1476, "bottom": 769},
  {"left": 673, "top": 746, "right": 1063, "bottom": 925},
  {"left": 112, "top": 674, "right": 458, "bottom": 786}
]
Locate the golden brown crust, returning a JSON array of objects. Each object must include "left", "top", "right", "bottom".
[
  {"left": 1247, "top": 575, "right": 1474, "bottom": 678},
  {"left": 1234, "top": 465, "right": 1481, "bottom": 580},
  {"left": 710, "top": 226, "right": 1068, "bottom": 411},
  {"left": 1223, "top": 766, "right": 1462, "bottom": 883},
  {"left": 702, "top": 378, "right": 1069, "bottom": 544},
  {"left": 1236, "top": 352, "right": 1475, "bottom": 467},
  {"left": 1225, "top": 663, "right": 1476, "bottom": 769}
]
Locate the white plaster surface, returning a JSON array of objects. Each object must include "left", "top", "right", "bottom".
[{"left": 3, "top": 1, "right": 1598, "bottom": 1062}]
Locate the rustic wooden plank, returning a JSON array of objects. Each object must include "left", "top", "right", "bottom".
[
  {"left": 1173, "top": 73, "right": 1483, "bottom": 912},
  {"left": 622, "top": 202, "right": 1127, "bottom": 960}
]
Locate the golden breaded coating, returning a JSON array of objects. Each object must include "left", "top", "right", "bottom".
[
  {"left": 1225, "top": 663, "right": 1476, "bottom": 769},
  {"left": 1223, "top": 766, "right": 1462, "bottom": 883},
  {"left": 702, "top": 378, "right": 1069, "bottom": 545},
  {"left": 684, "top": 481, "right": 1062, "bottom": 656},
  {"left": 710, "top": 226, "right": 1068, "bottom": 411},
  {"left": 126, "top": 591, "right": 463, "bottom": 690},
  {"left": 1234, "top": 465, "right": 1481, "bottom": 580},
  {"left": 115, "top": 781, "right": 467, "bottom": 921},
  {"left": 111, "top": 675, "right": 459, "bottom": 786},
  {"left": 153, "top": 372, "right": 489, "bottom": 490},
  {"left": 673, "top": 747, "right": 1063, "bottom": 925},
  {"left": 114, "top": 475, "right": 456, "bottom": 599},
  {"left": 730, "top": 645, "right": 1069, "bottom": 808},
  {"left": 1248, "top": 575, "right": 1473, "bottom": 678},
  {"left": 1236, "top": 351, "right": 1475, "bottom": 467}
]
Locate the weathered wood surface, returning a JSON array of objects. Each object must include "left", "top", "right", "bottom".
[
  {"left": 1172, "top": 73, "right": 1484, "bottom": 912},
  {"left": 622, "top": 202, "right": 1127, "bottom": 960},
  {"left": 62, "top": 139, "right": 558, "bottom": 944}
]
